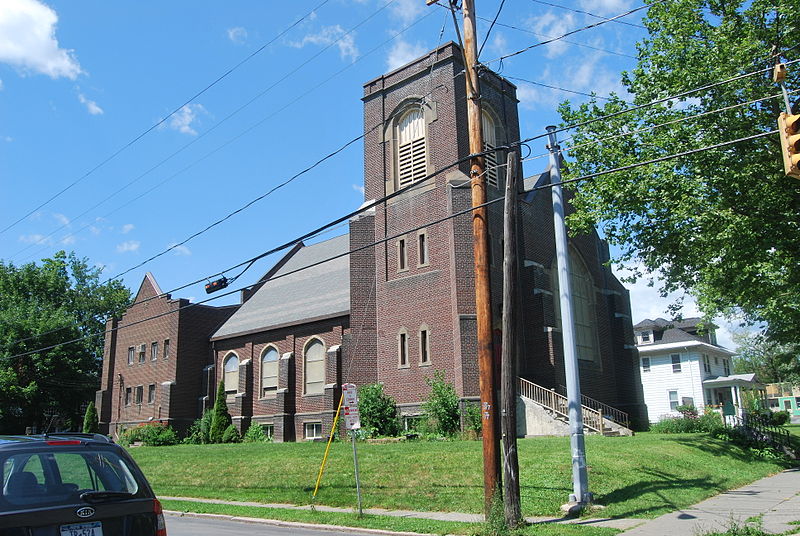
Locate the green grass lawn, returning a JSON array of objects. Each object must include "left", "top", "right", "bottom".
[
  {"left": 131, "top": 432, "right": 792, "bottom": 521},
  {"left": 786, "top": 424, "right": 800, "bottom": 438}
]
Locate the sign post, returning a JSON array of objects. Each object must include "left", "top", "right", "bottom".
[{"left": 342, "top": 383, "right": 363, "bottom": 516}]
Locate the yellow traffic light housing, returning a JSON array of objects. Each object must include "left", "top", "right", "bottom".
[{"left": 778, "top": 112, "right": 800, "bottom": 178}]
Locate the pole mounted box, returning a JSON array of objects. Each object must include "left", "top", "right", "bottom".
[{"left": 778, "top": 112, "right": 800, "bottom": 179}]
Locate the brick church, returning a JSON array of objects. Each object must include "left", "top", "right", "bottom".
[{"left": 96, "top": 43, "right": 647, "bottom": 441}]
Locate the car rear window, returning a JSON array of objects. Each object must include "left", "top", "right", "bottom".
[{"left": 1, "top": 448, "right": 141, "bottom": 510}]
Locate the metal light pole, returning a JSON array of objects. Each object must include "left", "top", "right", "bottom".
[{"left": 546, "top": 126, "right": 591, "bottom": 508}]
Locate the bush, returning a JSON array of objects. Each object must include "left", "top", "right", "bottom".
[
  {"left": 676, "top": 404, "right": 698, "bottom": 419},
  {"left": 222, "top": 424, "right": 241, "bottom": 443},
  {"left": 697, "top": 407, "right": 725, "bottom": 432},
  {"left": 650, "top": 416, "right": 702, "bottom": 433},
  {"left": 358, "top": 383, "right": 400, "bottom": 437},
  {"left": 422, "top": 370, "right": 461, "bottom": 437},
  {"left": 82, "top": 401, "right": 99, "bottom": 434},
  {"left": 243, "top": 423, "right": 270, "bottom": 443},
  {"left": 120, "top": 423, "right": 179, "bottom": 447},
  {"left": 463, "top": 402, "right": 482, "bottom": 436},
  {"left": 770, "top": 410, "right": 790, "bottom": 426},
  {"left": 209, "top": 381, "right": 232, "bottom": 443}
]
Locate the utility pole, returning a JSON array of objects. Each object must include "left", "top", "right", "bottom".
[
  {"left": 425, "top": 0, "right": 500, "bottom": 518},
  {"left": 546, "top": 126, "right": 591, "bottom": 509},
  {"left": 501, "top": 149, "right": 522, "bottom": 527}
]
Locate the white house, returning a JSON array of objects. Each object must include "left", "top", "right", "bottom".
[{"left": 634, "top": 318, "right": 761, "bottom": 423}]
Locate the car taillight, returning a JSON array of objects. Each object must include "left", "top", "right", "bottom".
[{"left": 153, "top": 498, "right": 167, "bottom": 536}]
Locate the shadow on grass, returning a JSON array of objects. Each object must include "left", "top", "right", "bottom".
[{"left": 659, "top": 435, "right": 798, "bottom": 469}]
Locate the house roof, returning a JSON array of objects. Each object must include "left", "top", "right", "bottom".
[
  {"left": 211, "top": 234, "right": 350, "bottom": 340},
  {"left": 702, "top": 373, "right": 763, "bottom": 388}
]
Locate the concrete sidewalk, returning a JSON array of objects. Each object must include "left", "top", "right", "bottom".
[{"left": 618, "top": 468, "right": 800, "bottom": 535}]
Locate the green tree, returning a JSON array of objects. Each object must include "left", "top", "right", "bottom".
[
  {"left": 558, "top": 0, "right": 800, "bottom": 342},
  {"left": 82, "top": 401, "right": 99, "bottom": 434},
  {"left": 0, "top": 252, "right": 130, "bottom": 433},
  {"left": 209, "top": 380, "right": 232, "bottom": 443},
  {"left": 422, "top": 370, "right": 461, "bottom": 437},
  {"left": 358, "top": 383, "right": 399, "bottom": 437},
  {"left": 733, "top": 331, "right": 799, "bottom": 384}
]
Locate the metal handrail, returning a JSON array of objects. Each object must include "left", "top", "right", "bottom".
[
  {"left": 518, "top": 378, "right": 604, "bottom": 433},
  {"left": 739, "top": 413, "right": 793, "bottom": 449},
  {"left": 556, "top": 384, "right": 630, "bottom": 429}
]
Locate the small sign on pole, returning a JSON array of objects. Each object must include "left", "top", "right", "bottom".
[{"left": 342, "top": 383, "right": 363, "bottom": 516}]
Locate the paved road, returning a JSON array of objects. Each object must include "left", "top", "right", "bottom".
[{"left": 165, "top": 513, "right": 362, "bottom": 536}]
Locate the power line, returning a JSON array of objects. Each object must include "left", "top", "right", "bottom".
[
  {"left": 3, "top": 127, "right": 778, "bottom": 362},
  {"left": 503, "top": 75, "right": 616, "bottom": 101},
  {"left": 478, "top": 0, "right": 507, "bottom": 59},
  {"left": 530, "top": 0, "right": 647, "bottom": 30},
  {"left": 0, "top": 1, "right": 330, "bottom": 236}
]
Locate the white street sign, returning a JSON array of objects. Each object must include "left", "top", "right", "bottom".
[{"left": 342, "top": 383, "right": 361, "bottom": 430}]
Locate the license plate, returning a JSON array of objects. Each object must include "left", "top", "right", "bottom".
[{"left": 60, "top": 521, "right": 103, "bottom": 536}]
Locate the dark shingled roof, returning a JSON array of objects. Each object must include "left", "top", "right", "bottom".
[{"left": 212, "top": 234, "right": 350, "bottom": 339}]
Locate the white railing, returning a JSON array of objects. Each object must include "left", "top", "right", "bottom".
[{"left": 518, "top": 377, "right": 604, "bottom": 433}]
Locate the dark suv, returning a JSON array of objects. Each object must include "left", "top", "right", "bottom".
[{"left": 0, "top": 433, "right": 166, "bottom": 535}]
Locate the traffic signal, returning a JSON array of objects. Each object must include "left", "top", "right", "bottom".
[
  {"left": 205, "top": 276, "right": 229, "bottom": 294},
  {"left": 777, "top": 112, "right": 800, "bottom": 179}
]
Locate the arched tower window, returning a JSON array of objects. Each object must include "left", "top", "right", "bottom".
[
  {"left": 397, "top": 108, "right": 427, "bottom": 187},
  {"left": 261, "top": 346, "right": 279, "bottom": 396},
  {"left": 223, "top": 353, "right": 239, "bottom": 393},
  {"left": 304, "top": 339, "right": 326, "bottom": 395},
  {"left": 551, "top": 249, "right": 599, "bottom": 362}
]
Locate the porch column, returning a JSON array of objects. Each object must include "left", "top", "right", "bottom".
[{"left": 734, "top": 385, "right": 743, "bottom": 417}]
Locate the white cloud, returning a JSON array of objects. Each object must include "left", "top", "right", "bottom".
[
  {"left": 89, "top": 225, "right": 101, "bottom": 235},
  {"left": 169, "top": 243, "right": 191, "bottom": 256},
  {"left": 291, "top": 25, "right": 359, "bottom": 62},
  {"left": 164, "top": 104, "right": 206, "bottom": 136},
  {"left": 19, "top": 233, "right": 53, "bottom": 245},
  {"left": 116, "top": 240, "right": 140, "bottom": 253},
  {"left": 60, "top": 234, "right": 75, "bottom": 245},
  {"left": 227, "top": 26, "right": 247, "bottom": 44},
  {"left": 352, "top": 184, "right": 365, "bottom": 195},
  {"left": 527, "top": 12, "right": 576, "bottom": 58},
  {"left": 77, "top": 93, "right": 103, "bottom": 115},
  {"left": 386, "top": 38, "right": 426, "bottom": 71},
  {"left": 121, "top": 223, "right": 134, "bottom": 234},
  {"left": 3, "top": 136, "right": 12, "bottom": 143},
  {"left": 0, "top": 79, "right": 3, "bottom": 90},
  {"left": 390, "top": 0, "right": 424, "bottom": 25},
  {"left": 578, "top": 0, "right": 633, "bottom": 17},
  {"left": 52, "top": 212, "right": 69, "bottom": 226},
  {"left": 0, "top": 0, "right": 83, "bottom": 79}
]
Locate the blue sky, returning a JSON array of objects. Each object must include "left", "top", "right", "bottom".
[{"left": 0, "top": 0, "right": 741, "bottom": 348}]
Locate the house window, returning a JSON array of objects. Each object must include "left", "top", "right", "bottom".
[
  {"left": 138, "top": 344, "right": 146, "bottom": 364},
  {"left": 304, "top": 422, "right": 323, "bottom": 440},
  {"left": 125, "top": 387, "right": 131, "bottom": 406},
  {"left": 151, "top": 342, "right": 158, "bottom": 361},
  {"left": 261, "top": 346, "right": 279, "bottom": 396},
  {"left": 668, "top": 390, "right": 679, "bottom": 411},
  {"left": 304, "top": 339, "right": 325, "bottom": 395},
  {"left": 127, "top": 346, "right": 134, "bottom": 365},
  {"left": 147, "top": 384, "right": 156, "bottom": 404},
  {"left": 723, "top": 359, "right": 730, "bottom": 376},
  {"left": 702, "top": 354, "right": 711, "bottom": 374},
  {"left": 641, "top": 357, "right": 650, "bottom": 372},
  {"left": 714, "top": 356, "right": 719, "bottom": 365},
  {"left": 397, "top": 108, "right": 427, "bottom": 187},
  {"left": 223, "top": 353, "right": 239, "bottom": 394},
  {"left": 482, "top": 110, "right": 499, "bottom": 187},
  {"left": 641, "top": 331, "right": 651, "bottom": 342},
  {"left": 418, "top": 230, "right": 428, "bottom": 266},
  {"left": 552, "top": 249, "right": 599, "bottom": 362},
  {"left": 398, "top": 329, "right": 409, "bottom": 367},
  {"left": 398, "top": 237, "right": 407, "bottom": 271},
  {"left": 163, "top": 339, "right": 170, "bottom": 359},
  {"left": 671, "top": 354, "right": 681, "bottom": 373},
  {"left": 784, "top": 400, "right": 792, "bottom": 411},
  {"left": 419, "top": 326, "right": 430, "bottom": 365},
  {"left": 135, "top": 385, "right": 143, "bottom": 405}
]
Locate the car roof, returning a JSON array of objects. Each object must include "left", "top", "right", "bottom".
[{"left": 0, "top": 433, "right": 116, "bottom": 449}]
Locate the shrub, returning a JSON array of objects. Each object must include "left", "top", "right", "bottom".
[
  {"left": 770, "top": 410, "right": 790, "bottom": 426},
  {"left": 209, "top": 381, "right": 232, "bottom": 443},
  {"left": 82, "top": 401, "right": 99, "bottom": 434},
  {"left": 222, "top": 424, "right": 241, "bottom": 443},
  {"left": 183, "top": 418, "right": 204, "bottom": 444},
  {"left": 243, "top": 423, "right": 270, "bottom": 443},
  {"left": 463, "top": 402, "right": 482, "bottom": 436},
  {"left": 697, "top": 407, "right": 724, "bottom": 432},
  {"left": 358, "top": 383, "right": 400, "bottom": 437},
  {"left": 120, "top": 423, "right": 179, "bottom": 447},
  {"left": 676, "top": 404, "right": 698, "bottom": 419},
  {"left": 422, "top": 370, "right": 461, "bottom": 437},
  {"left": 650, "top": 416, "right": 702, "bottom": 433}
]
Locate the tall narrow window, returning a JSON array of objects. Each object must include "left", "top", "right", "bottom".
[
  {"left": 723, "top": 359, "right": 730, "bottom": 376},
  {"left": 482, "top": 111, "right": 499, "bottom": 187},
  {"left": 261, "top": 346, "right": 279, "bottom": 396},
  {"left": 304, "top": 339, "right": 325, "bottom": 395},
  {"left": 671, "top": 354, "right": 682, "bottom": 373},
  {"left": 127, "top": 347, "right": 135, "bottom": 365},
  {"left": 163, "top": 339, "right": 170, "bottom": 359},
  {"left": 397, "top": 109, "right": 426, "bottom": 186},
  {"left": 147, "top": 384, "right": 156, "bottom": 404},
  {"left": 398, "top": 238, "right": 407, "bottom": 271},
  {"left": 668, "top": 390, "right": 679, "bottom": 411},
  {"left": 641, "top": 357, "right": 651, "bottom": 372},
  {"left": 398, "top": 329, "right": 409, "bottom": 367},
  {"left": 419, "top": 326, "right": 430, "bottom": 365},
  {"left": 702, "top": 354, "right": 711, "bottom": 374},
  {"left": 151, "top": 341, "right": 158, "bottom": 361},
  {"left": 135, "top": 385, "right": 143, "bottom": 405},
  {"left": 125, "top": 387, "right": 131, "bottom": 406},
  {"left": 223, "top": 353, "right": 239, "bottom": 393},
  {"left": 138, "top": 344, "right": 146, "bottom": 364},
  {"left": 418, "top": 231, "right": 428, "bottom": 266},
  {"left": 552, "top": 250, "right": 598, "bottom": 362}
]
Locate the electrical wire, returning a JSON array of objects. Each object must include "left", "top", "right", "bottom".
[
  {"left": 529, "top": 0, "right": 647, "bottom": 30},
  {"left": 3, "top": 127, "right": 779, "bottom": 362},
  {"left": 477, "top": 0, "right": 507, "bottom": 59},
  {"left": 0, "top": 1, "right": 330, "bottom": 236},
  {"left": 503, "top": 75, "right": 616, "bottom": 101}
]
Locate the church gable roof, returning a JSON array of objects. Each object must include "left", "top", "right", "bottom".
[
  {"left": 133, "top": 272, "right": 165, "bottom": 303},
  {"left": 211, "top": 234, "right": 350, "bottom": 340}
]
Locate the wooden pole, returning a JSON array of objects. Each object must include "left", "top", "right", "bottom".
[
  {"left": 501, "top": 150, "right": 522, "bottom": 527},
  {"left": 461, "top": 0, "right": 501, "bottom": 518}
]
